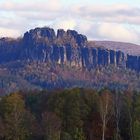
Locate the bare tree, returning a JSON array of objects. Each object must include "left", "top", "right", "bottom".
[
  {"left": 113, "top": 90, "right": 122, "bottom": 140},
  {"left": 99, "top": 89, "right": 113, "bottom": 140}
]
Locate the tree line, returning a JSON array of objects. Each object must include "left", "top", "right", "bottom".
[{"left": 0, "top": 88, "right": 140, "bottom": 140}]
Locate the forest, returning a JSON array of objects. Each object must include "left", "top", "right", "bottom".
[{"left": 0, "top": 88, "right": 140, "bottom": 140}]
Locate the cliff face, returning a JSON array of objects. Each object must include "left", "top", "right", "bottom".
[
  {"left": 0, "top": 27, "right": 140, "bottom": 93},
  {"left": 0, "top": 27, "right": 140, "bottom": 72},
  {"left": 0, "top": 38, "right": 21, "bottom": 63},
  {"left": 22, "top": 27, "right": 140, "bottom": 72}
]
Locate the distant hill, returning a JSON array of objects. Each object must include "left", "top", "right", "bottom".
[{"left": 91, "top": 41, "right": 140, "bottom": 55}]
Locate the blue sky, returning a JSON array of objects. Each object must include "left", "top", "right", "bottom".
[{"left": 0, "top": 0, "right": 140, "bottom": 44}]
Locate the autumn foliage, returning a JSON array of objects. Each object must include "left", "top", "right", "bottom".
[{"left": 0, "top": 88, "right": 140, "bottom": 140}]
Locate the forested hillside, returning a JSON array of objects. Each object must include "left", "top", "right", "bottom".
[
  {"left": 0, "top": 88, "right": 140, "bottom": 140},
  {"left": 1, "top": 27, "right": 140, "bottom": 94}
]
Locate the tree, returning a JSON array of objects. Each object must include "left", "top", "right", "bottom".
[
  {"left": 134, "top": 120, "right": 140, "bottom": 140},
  {"left": 113, "top": 90, "right": 122, "bottom": 140},
  {"left": 82, "top": 89, "right": 101, "bottom": 140},
  {"left": 133, "top": 93, "right": 140, "bottom": 140},
  {"left": 61, "top": 132, "right": 72, "bottom": 140},
  {"left": 73, "top": 128, "right": 86, "bottom": 140},
  {"left": 123, "top": 92, "right": 135, "bottom": 140},
  {"left": 42, "top": 112, "right": 61, "bottom": 140},
  {"left": 99, "top": 89, "right": 113, "bottom": 140},
  {"left": 0, "top": 116, "right": 5, "bottom": 139},
  {"left": 1, "top": 93, "right": 28, "bottom": 140},
  {"left": 24, "top": 110, "right": 43, "bottom": 140},
  {"left": 63, "top": 89, "right": 83, "bottom": 136}
]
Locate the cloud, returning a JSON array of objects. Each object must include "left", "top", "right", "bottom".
[
  {"left": 71, "top": 4, "right": 140, "bottom": 25},
  {"left": 53, "top": 19, "right": 77, "bottom": 30},
  {"left": 97, "top": 23, "right": 139, "bottom": 43},
  {"left": 69, "top": 21, "right": 139, "bottom": 44},
  {"left": 0, "top": 0, "right": 61, "bottom": 12},
  {"left": 0, "top": 27, "right": 20, "bottom": 37},
  {"left": 0, "top": 0, "right": 140, "bottom": 44}
]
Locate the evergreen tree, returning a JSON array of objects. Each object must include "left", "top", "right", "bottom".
[
  {"left": 73, "top": 128, "right": 86, "bottom": 140},
  {"left": 1, "top": 93, "right": 28, "bottom": 140}
]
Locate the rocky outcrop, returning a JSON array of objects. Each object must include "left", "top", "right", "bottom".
[
  {"left": 0, "top": 27, "right": 140, "bottom": 72},
  {"left": 126, "top": 55, "right": 140, "bottom": 72},
  {"left": 1, "top": 27, "right": 140, "bottom": 94},
  {"left": 0, "top": 38, "right": 21, "bottom": 63}
]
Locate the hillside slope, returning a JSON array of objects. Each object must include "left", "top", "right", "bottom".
[
  {"left": 0, "top": 27, "right": 140, "bottom": 94},
  {"left": 92, "top": 41, "right": 140, "bottom": 55}
]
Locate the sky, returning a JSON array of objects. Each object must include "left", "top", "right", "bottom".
[{"left": 0, "top": 0, "right": 140, "bottom": 44}]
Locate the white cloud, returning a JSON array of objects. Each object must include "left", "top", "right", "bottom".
[
  {"left": 71, "top": 4, "right": 140, "bottom": 25},
  {"left": 0, "top": 27, "right": 20, "bottom": 37},
  {"left": 97, "top": 23, "right": 139, "bottom": 43},
  {"left": 0, "top": 0, "right": 140, "bottom": 44},
  {"left": 53, "top": 19, "right": 77, "bottom": 30},
  {"left": 0, "top": 0, "right": 61, "bottom": 11}
]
